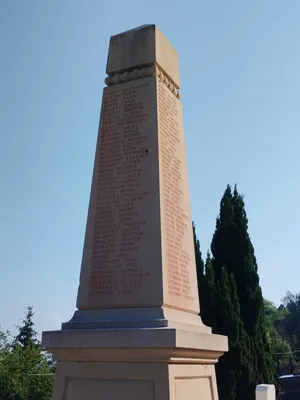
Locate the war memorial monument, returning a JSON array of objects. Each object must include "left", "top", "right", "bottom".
[{"left": 42, "top": 24, "right": 228, "bottom": 400}]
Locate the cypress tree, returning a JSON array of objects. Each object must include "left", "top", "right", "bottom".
[
  {"left": 215, "top": 267, "right": 254, "bottom": 399},
  {"left": 203, "top": 251, "right": 216, "bottom": 328},
  {"left": 210, "top": 185, "right": 275, "bottom": 399},
  {"left": 193, "top": 222, "right": 205, "bottom": 285},
  {"left": 192, "top": 222, "right": 208, "bottom": 324},
  {"left": 14, "top": 306, "right": 38, "bottom": 349},
  {"left": 193, "top": 222, "right": 204, "bottom": 295}
]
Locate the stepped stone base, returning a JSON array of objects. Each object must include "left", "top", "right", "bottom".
[
  {"left": 42, "top": 327, "right": 227, "bottom": 400},
  {"left": 62, "top": 307, "right": 212, "bottom": 332}
]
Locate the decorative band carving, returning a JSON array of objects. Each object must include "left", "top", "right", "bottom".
[{"left": 105, "top": 65, "right": 180, "bottom": 99}]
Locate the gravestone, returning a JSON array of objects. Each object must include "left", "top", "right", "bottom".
[{"left": 42, "top": 25, "right": 228, "bottom": 400}]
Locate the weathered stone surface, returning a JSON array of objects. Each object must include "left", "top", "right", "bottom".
[
  {"left": 75, "top": 73, "right": 200, "bottom": 324},
  {"left": 42, "top": 24, "right": 228, "bottom": 400},
  {"left": 73, "top": 26, "right": 204, "bottom": 330},
  {"left": 106, "top": 25, "right": 180, "bottom": 88},
  {"left": 51, "top": 359, "right": 219, "bottom": 400}
]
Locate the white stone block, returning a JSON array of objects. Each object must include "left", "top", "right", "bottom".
[{"left": 256, "top": 384, "right": 276, "bottom": 400}]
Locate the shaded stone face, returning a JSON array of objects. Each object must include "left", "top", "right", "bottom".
[{"left": 76, "top": 24, "right": 200, "bottom": 317}]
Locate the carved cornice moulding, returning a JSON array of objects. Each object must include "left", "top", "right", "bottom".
[{"left": 105, "top": 65, "right": 180, "bottom": 99}]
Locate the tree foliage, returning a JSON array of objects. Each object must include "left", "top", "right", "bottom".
[
  {"left": 280, "top": 292, "right": 300, "bottom": 353},
  {"left": 264, "top": 300, "right": 291, "bottom": 354},
  {"left": 0, "top": 307, "right": 55, "bottom": 400},
  {"left": 193, "top": 184, "right": 276, "bottom": 400},
  {"left": 193, "top": 222, "right": 208, "bottom": 323}
]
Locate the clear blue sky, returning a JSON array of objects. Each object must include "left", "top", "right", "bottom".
[{"left": 1, "top": 1, "right": 299, "bottom": 336}]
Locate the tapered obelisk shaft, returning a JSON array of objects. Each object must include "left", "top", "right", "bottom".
[{"left": 42, "top": 25, "right": 227, "bottom": 400}]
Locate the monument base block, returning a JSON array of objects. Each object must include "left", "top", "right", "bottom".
[{"left": 42, "top": 328, "right": 227, "bottom": 400}]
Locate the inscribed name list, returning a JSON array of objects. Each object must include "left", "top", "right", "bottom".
[
  {"left": 78, "top": 76, "right": 162, "bottom": 309},
  {"left": 77, "top": 75, "right": 198, "bottom": 314},
  {"left": 158, "top": 79, "right": 198, "bottom": 314}
]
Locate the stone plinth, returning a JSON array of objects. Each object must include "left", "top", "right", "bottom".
[
  {"left": 42, "top": 24, "right": 228, "bottom": 400},
  {"left": 43, "top": 328, "right": 227, "bottom": 400}
]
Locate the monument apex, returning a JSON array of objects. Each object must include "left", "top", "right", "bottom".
[{"left": 106, "top": 24, "right": 180, "bottom": 88}]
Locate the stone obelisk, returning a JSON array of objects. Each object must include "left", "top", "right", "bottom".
[{"left": 42, "top": 25, "right": 228, "bottom": 400}]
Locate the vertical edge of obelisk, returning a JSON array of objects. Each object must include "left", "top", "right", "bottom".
[
  {"left": 176, "top": 93, "right": 201, "bottom": 314},
  {"left": 76, "top": 87, "right": 106, "bottom": 310},
  {"left": 155, "top": 26, "right": 180, "bottom": 89}
]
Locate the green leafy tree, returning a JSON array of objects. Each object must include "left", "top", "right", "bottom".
[
  {"left": 281, "top": 292, "right": 300, "bottom": 354},
  {"left": 215, "top": 268, "right": 253, "bottom": 399},
  {"left": 202, "top": 251, "right": 216, "bottom": 329},
  {"left": 0, "top": 327, "right": 9, "bottom": 351},
  {"left": 209, "top": 185, "right": 275, "bottom": 399},
  {"left": 193, "top": 222, "right": 204, "bottom": 279},
  {"left": 264, "top": 299, "right": 290, "bottom": 353},
  {"left": 264, "top": 299, "right": 292, "bottom": 375},
  {"left": 0, "top": 307, "right": 55, "bottom": 400},
  {"left": 14, "top": 306, "right": 39, "bottom": 350}
]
